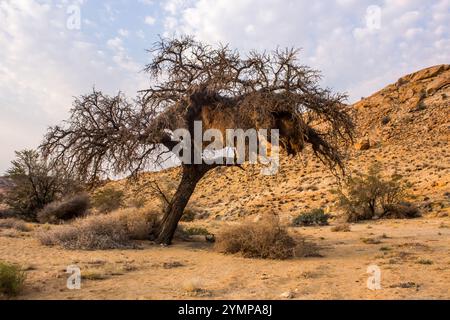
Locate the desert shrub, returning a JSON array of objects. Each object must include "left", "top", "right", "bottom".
[
  {"left": 293, "top": 209, "right": 330, "bottom": 227},
  {"left": 0, "top": 218, "right": 32, "bottom": 232},
  {"left": 382, "top": 202, "right": 421, "bottom": 219},
  {"left": 3, "top": 150, "right": 81, "bottom": 221},
  {"left": 0, "top": 208, "right": 15, "bottom": 219},
  {"left": 333, "top": 164, "right": 418, "bottom": 222},
  {"left": 38, "top": 208, "right": 158, "bottom": 250},
  {"left": 180, "top": 208, "right": 198, "bottom": 222},
  {"left": 0, "top": 262, "right": 26, "bottom": 297},
  {"left": 292, "top": 209, "right": 330, "bottom": 227},
  {"left": 37, "top": 194, "right": 90, "bottom": 224},
  {"left": 184, "top": 227, "right": 211, "bottom": 236},
  {"left": 92, "top": 187, "right": 124, "bottom": 213},
  {"left": 126, "top": 195, "right": 147, "bottom": 209},
  {"left": 215, "top": 219, "right": 296, "bottom": 260}
]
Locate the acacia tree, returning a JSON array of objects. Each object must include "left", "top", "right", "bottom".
[{"left": 42, "top": 37, "right": 354, "bottom": 245}]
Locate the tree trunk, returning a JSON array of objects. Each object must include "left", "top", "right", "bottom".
[{"left": 154, "top": 165, "right": 212, "bottom": 245}]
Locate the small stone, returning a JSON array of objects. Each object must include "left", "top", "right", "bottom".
[
  {"left": 355, "top": 139, "right": 371, "bottom": 151},
  {"left": 280, "top": 291, "right": 295, "bottom": 299}
]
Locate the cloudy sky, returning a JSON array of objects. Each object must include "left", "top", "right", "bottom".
[{"left": 0, "top": 0, "right": 449, "bottom": 173}]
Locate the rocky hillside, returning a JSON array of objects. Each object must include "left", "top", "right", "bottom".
[
  {"left": 354, "top": 64, "right": 449, "bottom": 147},
  {"left": 111, "top": 65, "right": 450, "bottom": 223}
]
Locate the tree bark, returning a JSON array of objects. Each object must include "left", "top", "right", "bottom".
[{"left": 154, "top": 164, "right": 212, "bottom": 245}]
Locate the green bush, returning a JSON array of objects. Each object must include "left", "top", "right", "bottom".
[
  {"left": 333, "top": 163, "right": 419, "bottom": 222},
  {"left": 3, "top": 150, "right": 81, "bottom": 221},
  {"left": 292, "top": 209, "right": 330, "bottom": 227},
  {"left": 92, "top": 187, "right": 124, "bottom": 213},
  {"left": 0, "top": 262, "right": 26, "bottom": 297},
  {"left": 184, "top": 227, "right": 211, "bottom": 236},
  {"left": 37, "top": 194, "right": 90, "bottom": 224}
]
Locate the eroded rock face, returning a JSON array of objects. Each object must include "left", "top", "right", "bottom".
[{"left": 353, "top": 64, "right": 450, "bottom": 145}]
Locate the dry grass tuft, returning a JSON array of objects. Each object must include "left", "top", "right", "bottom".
[
  {"left": 38, "top": 207, "right": 159, "bottom": 250},
  {"left": 331, "top": 223, "right": 351, "bottom": 232},
  {"left": 0, "top": 218, "right": 32, "bottom": 232},
  {"left": 215, "top": 217, "right": 312, "bottom": 260},
  {"left": 0, "top": 261, "right": 26, "bottom": 298}
]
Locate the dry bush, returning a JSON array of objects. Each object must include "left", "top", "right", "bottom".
[
  {"left": 38, "top": 208, "right": 159, "bottom": 250},
  {"left": 382, "top": 202, "right": 421, "bottom": 219},
  {"left": 0, "top": 262, "right": 26, "bottom": 298},
  {"left": 37, "top": 194, "right": 90, "bottom": 224},
  {"left": 0, "top": 218, "right": 32, "bottom": 232},
  {"left": 215, "top": 218, "right": 297, "bottom": 260}
]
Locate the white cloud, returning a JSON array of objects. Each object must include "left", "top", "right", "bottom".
[
  {"left": 163, "top": 0, "right": 450, "bottom": 102},
  {"left": 118, "top": 28, "right": 129, "bottom": 37},
  {"left": 0, "top": 0, "right": 147, "bottom": 173},
  {"left": 144, "top": 15, "right": 156, "bottom": 25},
  {"left": 138, "top": 0, "right": 154, "bottom": 5}
]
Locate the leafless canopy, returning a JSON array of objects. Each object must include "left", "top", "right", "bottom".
[{"left": 42, "top": 36, "right": 354, "bottom": 184}]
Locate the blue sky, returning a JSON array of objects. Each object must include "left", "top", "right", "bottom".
[{"left": 0, "top": 0, "right": 449, "bottom": 173}]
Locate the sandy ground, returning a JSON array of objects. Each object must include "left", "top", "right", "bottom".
[{"left": 1, "top": 216, "right": 449, "bottom": 300}]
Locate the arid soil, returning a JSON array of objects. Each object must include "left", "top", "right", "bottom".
[
  {"left": 1, "top": 217, "right": 449, "bottom": 300},
  {"left": 1, "top": 65, "right": 449, "bottom": 300}
]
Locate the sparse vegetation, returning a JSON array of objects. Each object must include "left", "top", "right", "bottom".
[
  {"left": 37, "top": 194, "right": 90, "bottom": 224},
  {"left": 0, "top": 262, "right": 26, "bottom": 297},
  {"left": 0, "top": 218, "right": 32, "bottom": 232},
  {"left": 38, "top": 208, "right": 159, "bottom": 250},
  {"left": 292, "top": 209, "right": 330, "bottom": 227},
  {"left": 180, "top": 209, "right": 197, "bottom": 222},
  {"left": 92, "top": 187, "right": 125, "bottom": 213},
  {"left": 417, "top": 259, "right": 433, "bottom": 265},
  {"left": 3, "top": 150, "right": 81, "bottom": 221},
  {"left": 334, "top": 163, "right": 420, "bottom": 222},
  {"left": 215, "top": 218, "right": 297, "bottom": 260},
  {"left": 184, "top": 227, "right": 211, "bottom": 236},
  {"left": 331, "top": 223, "right": 351, "bottom": 232},
  {"left": 361, "top": 237, "right": 382, "bottom": 245}
]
